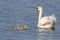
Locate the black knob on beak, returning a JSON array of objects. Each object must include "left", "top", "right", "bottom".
[{"left": 36, "top": 8, "right": 38, "bottom": 9}]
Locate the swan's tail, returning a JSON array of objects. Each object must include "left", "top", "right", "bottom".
[{"left": 52, "top": 14, "right": 56, "bottom": 23}]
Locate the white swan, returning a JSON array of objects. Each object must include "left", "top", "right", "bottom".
[{"left": 36, "top": 7, "right": 56, "bottom": 29}]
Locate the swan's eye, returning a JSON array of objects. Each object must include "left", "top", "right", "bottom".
[{"left": 36, "top": 8, "right": 38, "bottom": 9}]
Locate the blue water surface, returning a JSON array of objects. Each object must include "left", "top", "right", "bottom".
[{"left": 0, "top": 0, "right": 60, "bottom": 40}]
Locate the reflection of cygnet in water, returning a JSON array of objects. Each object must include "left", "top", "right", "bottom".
[{"left": 16, "top": 23, "right": 30, "bottom": 30}]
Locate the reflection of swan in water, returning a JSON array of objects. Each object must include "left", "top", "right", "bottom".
[
  {"left": 38, "top": 28, "right": 55, "bottom": 32},
  {"left": 38, "top": 29, "right": 54, "bottom": 40},
  {"left": 16, "top": 23, "right": 30, "bottom": 30},
  {"left": 36, "top": 7, "right": 56, "bottom": 29}
]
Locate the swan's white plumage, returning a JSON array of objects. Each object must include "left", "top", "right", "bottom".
[
  {"left": 36, "top": 7, "right": 56, "bottom": 29},
  {"left": 40, "top": 16, "right": 51, "bottom": 25}
]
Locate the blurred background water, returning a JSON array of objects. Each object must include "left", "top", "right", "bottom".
[{"left": 0, "top": 0, "right": 60, "bottom": 40}]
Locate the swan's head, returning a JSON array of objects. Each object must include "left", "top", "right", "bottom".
[{"left": 36, "top": 7, "right": 43, "bottom": 11}]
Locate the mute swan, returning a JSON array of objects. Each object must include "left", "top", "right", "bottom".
[
  {"left": 16, "top": 23, "right": 30, "bottom": 30},
  {"left": 36, "top": 7, "right": 56, "bottom": 29}
]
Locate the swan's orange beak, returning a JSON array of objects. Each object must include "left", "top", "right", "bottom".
[
  {"left": 36, "top": 8, "right": 38, "bottom": 10},
  {"left": 35, "top": 8, "right": 38, "bottom": 11}
]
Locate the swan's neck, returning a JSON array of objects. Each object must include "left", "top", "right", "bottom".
[
  {"left": 38, "top": 9, "right": 43, "bottom": 27},
  {"left": 38, "top": 9, "right": 43, "bottom": 19}
]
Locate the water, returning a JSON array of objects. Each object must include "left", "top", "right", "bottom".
[{"left": 0, "top": 0, "right": 60, "bottom": 40}]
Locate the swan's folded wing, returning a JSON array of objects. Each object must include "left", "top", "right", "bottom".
[
  {"left": 42, "top": 21, "right": 51, "bottom": 26},
  {"left": 40, "top": 19, "right": 51, "bottom": 26}
]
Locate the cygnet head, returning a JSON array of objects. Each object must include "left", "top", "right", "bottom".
[{"left": 36, "top": 7, "right": 43, "bottom": 11}]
